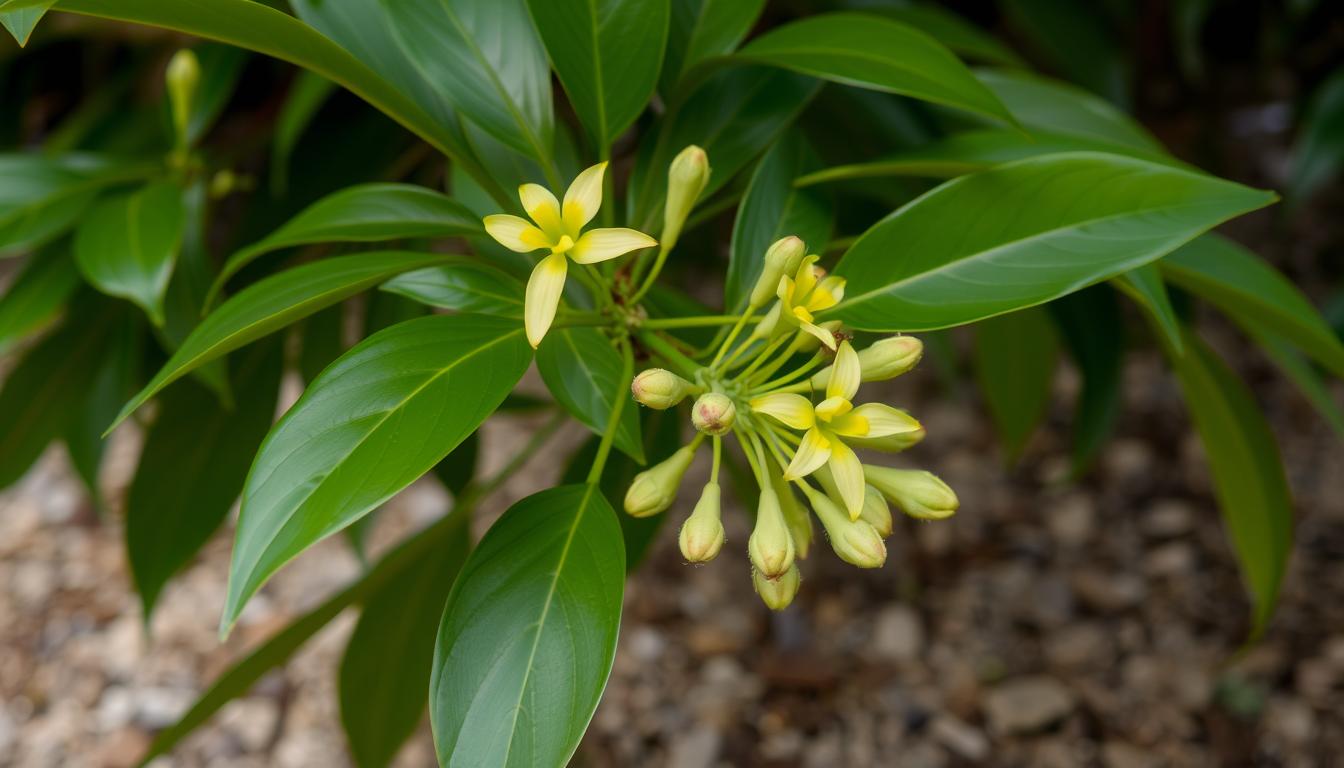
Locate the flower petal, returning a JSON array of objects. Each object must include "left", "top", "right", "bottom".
[
  {"left": 827, "top": 341, "right": 861, "bottom": 400},
  {"left": 518, "top": 184, "right": 563, "bottom": 239},
  {"left": 783, "top": 428, "right": 831, "bottom": 480},
  {"left": 848, "top": 403, "right": 921, "bottom": 438},
  {"left": 827, "top": 409, "right": 870, "bottom": 438},
  {"left": 813, "top": 395, "right": 852, "bottom": 422},
  {"left": 524, "top": 252, "right": 568, "bottom": 348},
  {"left": 800, "top": 319, "right": 836, "bottom": 350},
  {"left": 562, "top": 161, "right": 607, "bottom": 236},
  {"left": 794, "top": 255, "right": 821, "bottom": 297},
  {"left": 750, "top": 393, "right": 816, "bottom": 429},
  {"left": 827, "top": 440, "right": 865, "bottom": 520},
  {"left": 483, "top": 214, "right": 551, "bottom": 253},
  {"left": 570, "top": 227, "right": 657, "bottom": 264}
]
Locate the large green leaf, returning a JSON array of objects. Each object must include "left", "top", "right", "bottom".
[
  {"left": 827, "top": 152, "right": 1277, "bottom": 331},
  {"left": 74, "top": 181, "right": 185, "bottom": 326},
  {"left": 865, "top": 2, "right": 1025, "bottom": 67},
  {"left": 1049, "top": 285, "right": 1124, "bottom": 472},
  {"left": 1161, "top": 233, "right": 1344, "bottom": 378},
  {"left": 161, "top": 181, "right": 230, "bottom": 398},
  {"left": 222, "top": 314, "right": 532, "bottom": 633},
  {"left": 126, "top": 340, "right": 284, "bottom": 618},
  {"left": 381, "top": 259, "right": 525, "bottom": 318},
  {"left": 974, "top": 306, "right": 1059, "bottom": 460},
  {"left": 974, "top": 69, "right": 1161, "bottom": 153},
  {"left": 537, "top": 327, "right": 643, "bottom": 463},
  {"left": 727, "top": 130, "right": 833, "bottom": 311},
  {"left": 1112, "top": 263, "right": 1183, "bottom": 355},
  {"left": 527, "top": 0, "right": 668, "bottom": 148},
  {"left": 340, "top": 520, "right": 470, "bottom": 768},
  {"left": 661, "top": 0, "right": 765, "bottom": 95},
  {"left": 382, "top": 0, "right": 553, "bottom": 163},
  {"left": 430, "top": 484, "right": 624, "bottom": 767},
  {"left": 0, "top": 0, "right": 54, "bottom": 45},
  {"left": 111, "top": 251, "right": 450, "bottom": 431},
  {"left": 1169, "top": 333, "right": 1293, "bottom": 637},
  {"left": 211, "top": 183, "right": 481, "bottom": 303},
  {"left": 734, "top": 13, "right": 1014, "bottom": 125},
  {"left": 0, "top": 246, "right": 80, "bottom": 354},
  {"left": 0, "top": 152, "right": 150, "bottom": 257}
]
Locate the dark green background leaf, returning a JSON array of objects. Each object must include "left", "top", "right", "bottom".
[{"left": 537, "top": 327, "right": 644, "bottom": 463}]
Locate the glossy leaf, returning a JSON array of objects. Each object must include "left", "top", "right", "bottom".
[
  {"left": 0, "top": 247, "right": 80, "bottom": 354},
  {"left": 381, "top": 259, "right": 525, "bottom": 318},
  {"left": 213, "top": 183, "right": 481, "bottom": 302},
  {"left": 974, "top": 306, "right": 1058, "bottom": 460},
  {"left": 538, "top": 327, "right": 644, "bottom": 463},
  {"left": 271, "top": 70, "right": 338, "bottom": 196},
  {"left": 661, "top": 0, "right": 765, "bottom": 95},
  {"left": 63, "top": 315, "right": 139, "bottom": 507},
  {"left": 1161, "top": 234, "right": 1344, "bottom": 378},
  {"left": 126, "top": 341, "right": 284, "bottom": 618},
  {"left": 975, "top": 69, "right": 1162, "bottom": 153},
  {"left": 828, "top": 152, "right": 1277, "bottom": 331},
  {"left": 430, "top": 484, "right": 624, "bottom": 767},
  {"left": 869, "top": 3, "right": 1025, "bottom": 67},
  {"left": 0, "top": 0, "right": 53, "bottom": 45},
  {"left": 1113, "top": 263, "right": 1184, "bottom": 356},
  {"left": 222, "top": 314, "right": 532, "bottom": 633},
  {"left": 161, "top": 181, "right": 230, "bottom": 399},
  {"left": 1049, "top": 286, "right": 1124, "bottom": 472},
  {"left": 728, "top": 130, "right": 833, "bottom": 311},
  {"left": 74, "top": 181, "right": 185, "bottom": 326},
  {"left": 0, "top": 152, "right": 147, "bottom": 257},
  {"left": 1170, "top": 333, "right": 1293, "bottom": 637},
  {"left": 735, "top": 13, "right": 1015, "bottom": 125},
  {"left": 112, "top": 252, "right": 451, "bottom": 431}
]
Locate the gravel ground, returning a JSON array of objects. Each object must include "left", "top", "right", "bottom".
[{"left": 2, "top": 316, "right": 1343, "bottom": 767}]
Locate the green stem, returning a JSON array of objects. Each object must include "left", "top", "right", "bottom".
[
  {"left": 628, "top": 243, "right": 671, "bottom": 304},
  {"left": 734, "top": 427, "right": 767, "bottom": 487},
  {"left": 588, "top": 337, "right": 634, "bottom": 485},
  {"left": 753, "top": 352, "right": 825, "bottom": 394},
  {"left": 461, "top": 408, "right": 569, "bottom": 505},
  {"left": 744, "top": 334, "right": 805, "bottom": 385},
  {"left": 636, "top": 329, "right": 702, "bottom": 379},
  {"left": 711, "top": 436, "right": 722, "bottom": 484},
  {"left": 733, "top": 332, "right": 793, "bottom": 381}
]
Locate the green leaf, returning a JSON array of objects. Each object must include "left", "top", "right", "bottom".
[
  {"left": 63, "top": 314, "right": 139, "bottom": 507},
  {"left": 112, "top": 251, "right": 451, "bottom": 431},
  {"left": 127, "top": 340, "right": 284, "bottom": 618},
  {"left": 0, "top": 0, "right": 54, "bottom": 45},
  {"left": 222, "top": 314, "right": 532, "bottom": 633},
  {"left": 997, "top": 0, "right": 1128, "bottom": 105},
  {"left": 74, "top": 181, "right": 185, "bottom": 326},
  {"left": 383, "top": 0, "right": 553, "bottom": 163},
  {"left": 1049, "top": 286, "right": 1124, "bottom": 472},
  {"left": 430, "top": 484, "right": 624, "bottom": 767},
  {"left": 162, "top": 181, "right": 230, "bottom": 399},
  {"left": 1289, "top": 68, "right": 1344, "bottom": 203},
  {"left": 975, "top": 69, "right": 1162, "bottom": 153},
  {"left": 527, "top": 0, "right": 668, "bottom": 148},
  {"left": 0, "top": 246, "right": 80, "bottom": 354},
  {"left": 727, "top": 130, "right": 833, "bottom": 312},
  {"left": 974, "top": 306, "right": 1058, "bottom": 460},
  {"left": 212, "top": 183, "right": 481, "bottom": 303},
  {"left": 0, "top": 152, "right": 150, "bottom": 257},
  {"left": 1249, "top": 327, "right": 1344, "bottom": 440},
  {"left": 297, "top": 303, "right": 347, "bottom": 385},
  {"left": 734, "top": 13, "right": 1015, "bottom": 126},
  {"left": 340, "top": 519, "right": 470, "bottom": 768},
  {"left": 870, "top": 3, "right": 1025, "bottom": 67},
  {"left": 271, "top": 70, "right": 338, "bottom": 196},
  {"left": 180, "top": 44, "right": 248, "bottom": 145},
  {"left": 538, "top": 327, "right": 644, "bottom": 463},
  {"left": 1162, "top": 233, "right": 1344, "bottom": 378},
  {"left": 381, "top": 259, "right": 525, "bottom": 318},
  {"left": 1112, "top": 263, "right": 1184, "bottom": 356},
  {"left": 1169, "top": 333, "right": 1293, "bottom": 637},
  {"left": 661, "top": 0, "right": 765, "bottom": 95},
  {"left": 828, "top": 152, "right": 1277, "bottom": 331}
]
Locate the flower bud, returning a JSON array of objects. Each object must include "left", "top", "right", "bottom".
[
  {"left": 691, "top": 392, "right": 735, "bottom": 435},
  {"left": 860, "top": 485, "right": 893, "bottom": 538},
  {"left": 624, "top": 445, "right": 696, "bottom": 517},
  {"left": 662, "top": 145, "right": 710, "bottom": 250},
  {"left": 772, "top": 474, "right": 813, "bottom": 560},
  {"left": 166, "top": 50, "right": 201, "bottom": 148},
  {"left": 749, "top": 236, "right": 806, "bottom": 307},
  {"left": 632, "top": 368, "right": 696, "bottom": 409},
  {"left": 809, "top": 335, "right": 922, "bottom": 389},
  {"left": 845, "top": 426, "right": 926, "bottom": 454},
  {"left": 679, "top": 482, "right": 725, "bottom": 562},
  {"left": 747, "top": 302, "right": 784, "bottom": 342},
  {"left": 803, "top": 485, "right": 887, "bottom": 568},
  {"left": 753, "top": 563, "right": 801, "bottom": 611},
  {"left": 748, "top": 486, "right": 795, "bottom": 577},
  {"left": 864, "top": 466, "right": 959, "bottom": 520}
]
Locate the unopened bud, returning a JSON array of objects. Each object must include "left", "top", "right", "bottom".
[
  {"left": 860, "top": 485, "right": 893, "bottom": 538},
  {"left": 772, "top": 474, "right": 813, "bottom": 560},
  {"left": 750, "top": 236, "right": 806, "bottom": 307},
  {"left": 632, "top": 368, "right": 696, "bottom": 409},
  {"left": 803, "top": 485, "right": 887, "bottom": 568},
  {"left": 753, "top": 563, "right": 801, "bottom": 611},
  {"left": 748, "top": 486, "right": 795, "bottom": 577},
  {"left": 624, "top": 445, "right": 697, "bottom": 517},
  {"left": 864, "top": 466, "right": 959, "bottom": 520},
  {"left": 662, "top": 145, "right": 710, "bottom": 250},
  {"left": 166, "top": 50, "right": 201, "bottom": 148},
  {"left": 679, "top": 482, "right": 725, "bottom": 562},
  {"left": 691, "top": 392, "right": 735, "bottom": 435},
  {"left": 809, "top": 335, "right": 920, "bottom": 389}
]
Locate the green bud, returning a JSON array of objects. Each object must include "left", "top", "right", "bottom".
[
  {"left": 624, "top": 445, "right": 697, "bottom": 517},
  {"left": 691, "top": 392, "right": 735, "bottom": 435},
  {"left": 749, "top": 236, "right": 806, "bottom": 307},
  {"left": 864, "top": 466, "right": 959, "bottom": 520},
  {"left": 809, "top": 335, "right": 922, "bottom": 389},
  {"left": 772, "top": 474, "right": 813, "bottom": 560},
  {"left": 753, "top": 563, "right": 801, "bottom": 611},
  {"left": 679, "top": 482, "right": 725, "bottom": 562},
  {"left": 166, "top": 50, "right": 201, "bottom": 148},
  {"left": 662, "top": 145, "right": 710, "bottom": 250},
  {"left": 803, "top": 485, "right": 887, "bottom": 568},
  {"left": 860, "top": 485, "right": 893, "bottom": 538},
  {"left": 631, "top": 368, "right": 696, "bottom": 409},
  {"left": 748, "top": 486, "right": 795, "bottom": 577}
]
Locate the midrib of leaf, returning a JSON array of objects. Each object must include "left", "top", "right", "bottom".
[{"left": 584, "top": 0, "right": 609, "bottom": 144}]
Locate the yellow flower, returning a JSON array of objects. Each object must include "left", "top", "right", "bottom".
[
  {"left": 483, "top": 162, "right": 657, "bottom": 347},
  {"left": 777, "top": 255, "right": 845, "bottom": 350},
  {"left": 750, "top": 341, "right": 922, "bottom": 519}
]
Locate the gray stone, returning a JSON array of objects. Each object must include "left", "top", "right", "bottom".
[
  {"left": 984, "top": 676, "right": 1075, "bottom": 734},
  {"left": 1047, "top": 494, "right": 1096, "bottom": 547},
  {"left": 871, "top": 605, "right": 924, "bottom": 662},
  {"left": 930, "top": 714, "right": 989, "bottom": 761}
]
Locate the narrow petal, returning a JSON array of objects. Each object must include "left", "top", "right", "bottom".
[
  {"left": 783, "top": 428, "right": 831, "bottom": 480},
  {"left": 750, "top": 393, "right": 815, "bottom": 430},
  {"left": 848, "top": 403, "right": 921, "bottom": 437},
  {"left": 524, "top": 253, "right": 568, "bottom": 348},
  {"left": 828, "top": 341, "right": 860, "bottom": 400},
  {"left": 827, "top": 440, "right": 865, "bottom": 520},
  {"left": 813, "top": 395, "right": 852, "bottom": 422},
  {"left": 570, "top": 227, "right": 657, "bottom": 264},
  {"left": 794, "top": 255, "right": 821, "bottom": 297},
  {"left": 484, "top": 214, "right": 550, "bottom": 253},
  {"left": 562, "top": 161, "right": 607, "bottom": 236},
  {"left": 518, "top": 184, "right": 563, "bottom": 239},
  {"left": 800, "top": 319, "right": 837, "bottom": 350}
]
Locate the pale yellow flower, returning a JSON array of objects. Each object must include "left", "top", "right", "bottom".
[
  {"left": 777, "top": 255, "right": 845, "bottom": 349},
  {"left": 483, "top": 162, "right": 656, "bottom": 347}
]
